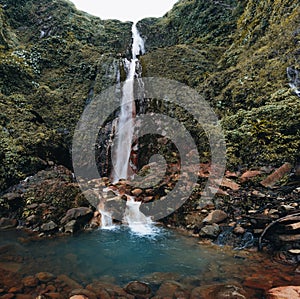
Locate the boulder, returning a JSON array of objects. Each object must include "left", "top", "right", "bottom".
[
  {"left": 22, "top": 275, "right": 38, "bottom": 287},
  {"left": 41, "top": 221, "right": 58, "bottom": 232},
  {"left": 266, "top": 286, "right": 300, "bottom": 299},
  {"left": 61, "top": 207, "right": 93, "bottom": 224},
  {"left": 35, "top": 272, "right": 56, "bottom": 283}
]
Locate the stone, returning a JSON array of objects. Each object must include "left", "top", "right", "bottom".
[
  {"left": 69, "top": 289, "right": 97, "bottom": 299},
  {"left": 221, "top": 178, "right": 240, "bottom": 191},
  {"left": 261, "top": 163, "right": 292, "bottom": 188},
  {"left": 64, "top": 220, "right": 77, "bottom": 234},
  {"left": 61, "top": 207, "right": 93, "bottom": 224},
  {"left": 213, "top": 284, "right": 247, "bottom": 299},
  {"left": 266, "top": 286, "right": 300, "bottom": 299},
  {"left": 0, "top": 218, "right": 17, "bottom": 230},
  {"left": 8, "top": 286, "right": 23, "bottom": 293},
  {"left": 202, "top": 210, "right": 227, "bottom": 224},
  {"left": 234, "top": 225, "right": 245, "bottom": 235},
  {"left": 156, "top": 281, "right": 185, "bottom": 297},
  {"left": 15, "top": 295, "right": 34, "bottom": 299},
  {"left": 69, "top": 296, "right": 88, "bottom": 299},
  {"left": 243, "top": 274, "right": 273, "bottom": 291},
  {"left": 131, "top": 189, "right": 143, "bottom": 196},
  {"left": 57, "top": 275, "right": 82, "bottom": 289},
  {"left": 36, "top": 272, "right": 56, "bottom": 282},
  {"left": 200, "top": 224, "right": 220, "bottom": 238},
  {"left": 42, "top": 293, "right": 62, "bottom": 299},
  {"left": 124, "top": 281, "right": 152, "bottom": 298},
  {"left": 0, "top": 294, "right": 14, "bottom": 299},
  {"left": 240, "top": 170, "right": 262, "bottom": 182},
  {"left": 22, "top": 275, "right": 39, "bottom": 287},
  {"left": 41, "top": 221, "right": 58, "bottom": 232}
]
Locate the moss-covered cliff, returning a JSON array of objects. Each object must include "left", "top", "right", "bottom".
[
  {"left": 139, "top": 0, "right": 300, "bottom": 168},
  {"left": 0, "top": 0, "right": 131, "bottom": 191}
]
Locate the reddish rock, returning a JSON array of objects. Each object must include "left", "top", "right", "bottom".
[
  {"left": 8, "top": 286, "right": 23, "bottom": 293},
  {"left": 240, "top": 170, "right": 262, "bottom": 182},
  {"left": 221, "top": 178, "right": 240, "bottom": 191},
  {"left": 43, "top": 293, "right": 63, "bottom": 299},
  {"left": 203, "top": 210, "right": 227, "bottom": 224},
  {"left": 69, "top": 296, "right": 88, "bottom": 299},
  {"left": 266, "top": 286, "right": 300, "bottom": 299},
  {"left": 36, "top": 272, "right": 56, "bottom": 283},
  {"left": 0, "top": 294, "right": 15, "bottom": 299},
  {"left": 131, "top": 189, "right": 143, "bottom": 196},
  {"left": 15, "top": 295, "right": 35, "bottom": 299},
  {"left": 243, "top": 274, "right": 273, "bottom": 291},
  {"left": 57, "top": 275, "right": 82, "bottom": 289},
  {"left": 156, "top": 281, "right": 184, "bottom": 297},
  {"left": 22, "top": 275, "right": 39, "bottom": 287},
  {"left": 261, "top": 163, "right": 292, "bottom": 188}
]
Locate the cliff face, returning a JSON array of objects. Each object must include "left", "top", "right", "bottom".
[
  {"left": 0, "top": 0, "right": 131, "bottom": 191},
  {"left": 139, "top": 0, "right": 300, "bottom": 168}
]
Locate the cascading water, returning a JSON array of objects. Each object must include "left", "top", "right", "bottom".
[{"left": 112, "top": 23, "right": 145, "bottom": 183}]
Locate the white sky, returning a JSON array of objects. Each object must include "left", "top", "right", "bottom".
[{"left": 70, "top": 0, "right": 178, "bottom": 22}]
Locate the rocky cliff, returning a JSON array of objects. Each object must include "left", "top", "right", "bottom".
[
  {"left": 0, "top": 0, "right": 131, "bottom": 191},
  {"left": 139, "top": 0, "right": 300, "bottom": 168}
]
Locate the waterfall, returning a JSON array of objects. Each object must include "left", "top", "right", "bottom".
[
  {"left": 112, "top": 23, "right": 145, "bottom": 183},
  {"left": 124, "top": 196, "right": 156, "bottom": 236}
]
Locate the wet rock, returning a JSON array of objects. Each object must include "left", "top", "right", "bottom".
[
  {"left": 124, "top": 281, "right": 152, "bottom": 298},
  {"left": 22, "top": 275, "right": 39, "bottom": 287},
  {"left": 57, "top": 275, "right": 82, "bottom": 289},
  {"left": 203, "top": 210, "right": 227, "bottom": 224},
  {"left": 243, "top": 274, "right": 273, "bottom": 291},
  {"left": 156, "top": 281, "right": 185, "bottom": 297},
  {"left": 69, "top": 289, "right": 97, "bottom": 299},
  {"left": 61, "top": 207, "right": 93, "bottom": 224},
  {"left": 41, "top": 221, "right": 58, "bottom": 232},
  {"left": 200, "top": 224, "right": 220, "bottom": 238},
  {"left": 64, "top": 220, "right": 77, "bottom": 234},
  {"left": 36, "top": 272, "right": 56, "bottom": 283},
  {"left": 266, "top": 286, "right": 300, "bottom": 299},
  {"left": 0, "top": 218, "right": 17, "bottom": 230}
]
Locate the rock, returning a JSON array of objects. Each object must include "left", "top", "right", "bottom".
[
  {"left": 61, "top": 207, "right": 93, "bottom": 224},
  {"left": 36, "top": 272, "right": 56, "bottom": 282},
  {"left": 15, "top": 295, "right": 34, "bottom": 299},
  {"left": 131, "top": 189, "right": 143, "bottom": 196},
  {"left": 8, "top": 286, "right": 23, "bottom": 293},
  {"left": 261, "top": 163, "right": 292, "bottom": 188},
  {"left": 0, "top": 294, "right": 14, "bottom": 299},
  {"left": 0, "top": 218, "right": 17, "bottom": 230},
  {"left": 243, "top": 274, "right": 273, "bottom": 291},
  {"left": 213, "top": 284, "right": 247, "bottom": 299},
  {"left": 57, "top": 275, "right": 82, "bottom": 289},
  {"left": 234, "top": 225, "right": 245, "bottom": 235},
  {"left": 69, "top": 296, "right": 88, "bottom": 299},
  {"left": 64, "top": 220, "right": 78, "bottom": 234},
  {"left": 69, "top": 289, "right": 97, "bottom": 299},
  {"left": 124, "top": 281, "right": 152, "bottom": 298},
  {"left": 200, "top": 224, "right": 220, "bottom": 238},
  {"left": 41, "top": 221, "right": 58, "bottom": 232},
  {"left": 22, "top": 275, "right": 39, "bottom": 287},
  {"left": 43, "top": 293, "right": 62, "bottom": 299},
  {"left": 221, "top": 178, "right": 240, "bottom": 191},
  {"left": 156, "top": 281, "right": 185, "bottom": 297},
  {"left": 203, "top": 210, "right": 227, "bottom": 224},
  {"left": 240, "top": 170, "right": 262, "bottom": 182},
  {"left": 266, "top": 286, "right": 300, "bottom": 299}
]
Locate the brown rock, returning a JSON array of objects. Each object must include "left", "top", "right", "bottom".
[
  {"left": 36, "top": 272, "right": 56, "bottom": 282},
  {"left": 266, "top": 286, "right": 300, "bottom": 299},
  {"left": 243, "top": 274, "right": 273, "bottom": 291},
  {"left": 69, "top": 296, "right": 88, "bottom": 299},
  {"left": 203, "top": 210, "right": 227, "bottom": 224},
  {"left": 15, "top": 295, "right": 34, "bottom": 299},
  {"left": 22, "top": 275, "right": 39, "bottom": 287},
  {"left": 0, "top": 294, "right": 14, "bottom": 299},
  {"left": 200, "top": 224, "right": 220, "bottom": 238},
  {"left": 131, "top": 189, "right": 143, "bottom": 196},
  {"left": 8, "top": 285, "right": 23, "bottom": 293},
  {"left": 156, "top": 281, "right": 184, "bottom": 297},
  {"left": 240, "top": 170, "right": 262, "bottom": 182},
  {"left": 261, "top": 163, "right": 292, "bottom": 188},
  {"left": 61, "top": 207, "right": 94, "bottom": 224},
  {"left": 124, "top": 281, "right": 152, "bottom": 298},
  {"left": 234, "top": 225, "right": 245, "bottom": 235},
  {"left": 221, "top": 178, "right": 240, "bottom": 191},
  {"left": 57, "top": 275, "right": 82, "bottom": 289},
  {"left": 43, "top": 293, "right": 63, "bottom": 299}
]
